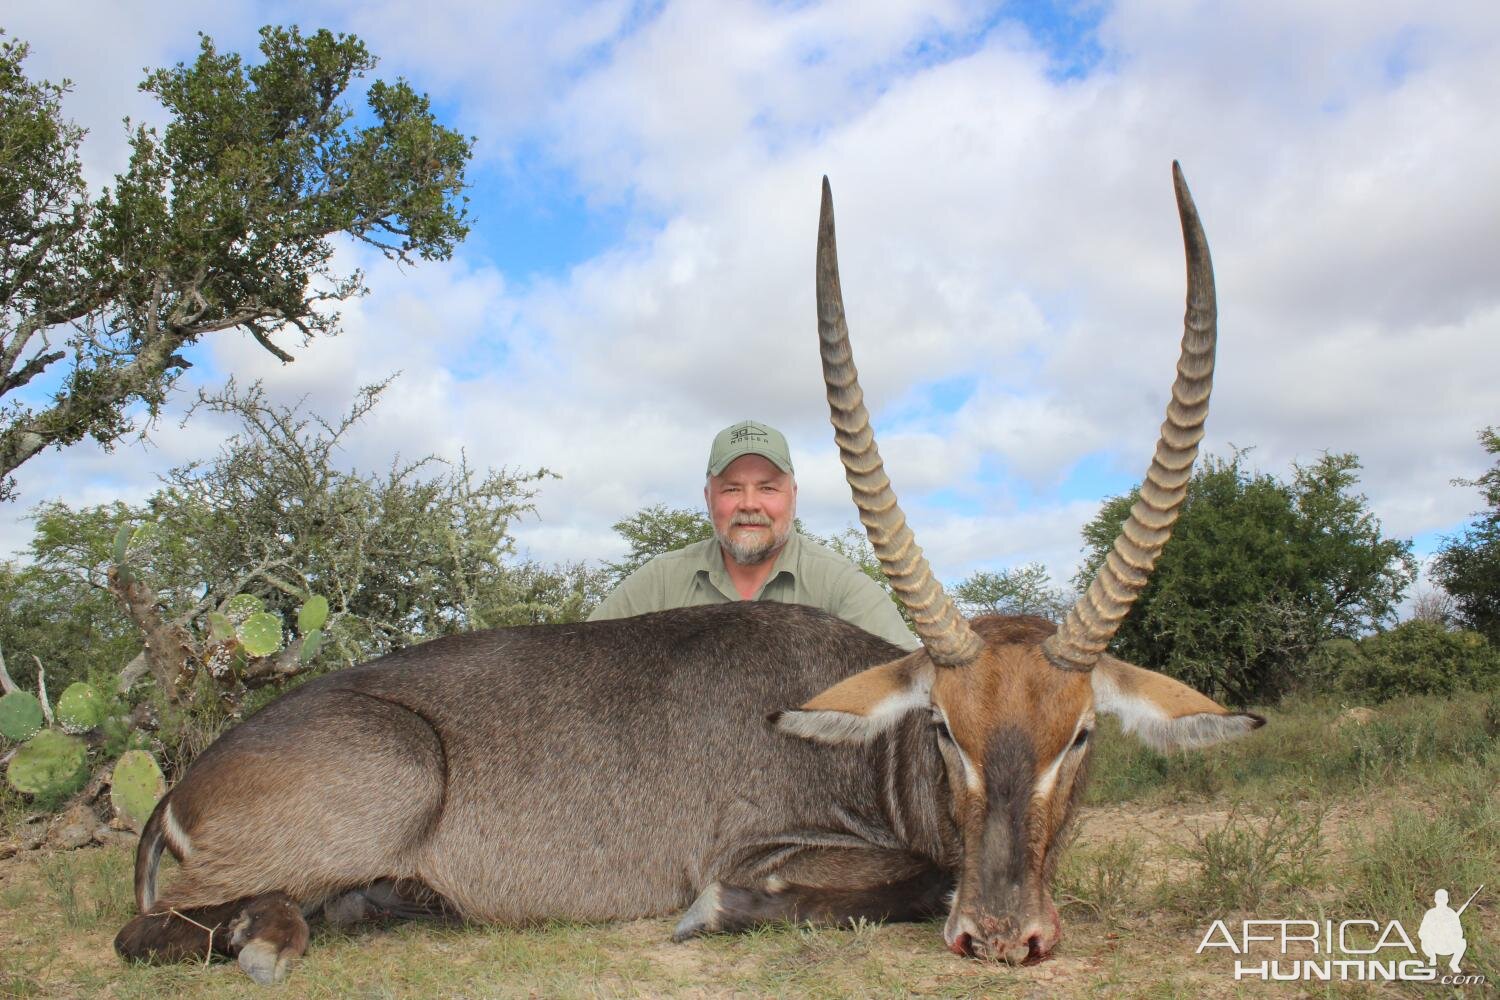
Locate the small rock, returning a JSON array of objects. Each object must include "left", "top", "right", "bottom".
[
  {"left": 1334, "top": 706, "right": 1377, "bottom": 728},
  {"left": 48, "top": 803, "right": 98, "bottom": 849},
  {"left": 18, "top": 818, "right": 48, "bottom": 850},
  {"left": 94, "top": 824, "right": 137, "bottom": 848}
]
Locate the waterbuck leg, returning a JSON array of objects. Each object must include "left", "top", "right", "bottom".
[
  {"left": 674, "top": 849, "right": 951, "bottom": 941},
  {"left": 322, "top": 878, "right": 460, "bottom": 927},
  {"left": 115, "top": 898, "right": 248, "bottom": 963},
  {"left": 114, "top": 890, "right": 309, "bottom": 984}
]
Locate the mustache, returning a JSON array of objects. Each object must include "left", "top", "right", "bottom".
[{"left": 731, "top": 514, "right": 773, "bottom": 528}]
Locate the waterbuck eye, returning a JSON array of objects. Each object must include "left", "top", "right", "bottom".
[{"left": 1072, "top": 728, "right": 1091, "bottom": 750}]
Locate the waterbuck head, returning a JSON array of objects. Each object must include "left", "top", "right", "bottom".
[{"left": 774, "top": 164, "right": 1264, "bottom": 963}]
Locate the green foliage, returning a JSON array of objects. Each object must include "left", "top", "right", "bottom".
[
  {"left": 1341, "top": 769, "right": 1496, "bottom": 959},
  {"left": 0, "top": 690, "right": 45, "bottom": 741},
  {"left": 1432, "top": 426, "right": 1500, "bottom": 644},
  {"left": 1166, "top": 803, "right": 1325, "bottom": 916},
  {"left": 0, "top": 26, "right": 471, "bottom": 492},
  {"left": 606, "top": 504, "right": 713, "bottom": 584},
  {"left": 109, "top": 750, "right": 166, "bottom": 831},
  {"left": 1085, "top": 690, "right": 1500, "bottom": 806},
  {"left": 952, "top": 563, "right": 1070, "bottom": 621},
  {"left": 30, "top": 381, "right": 557, "bottom": 669},
  {"left": 6, "top": 729, "right": 88, "bottom": 800},
  {"left": 0, "top": 556, "right": 140, "bottom": 693},
  {"left": 1054, "top": 837, "right": 1144, "bottom": 923},
  {"left": 40, "top": 850, "right": 134, "bottom": 929},
  {"left": 54, "top": 681, "right": 104, "bottom": 732},
  {"left": 1077, "top": 451, "right": 1415, "bottom": 704},
  {"left": 1313, "top": 620, "right": 1500, "bottom": 702}
]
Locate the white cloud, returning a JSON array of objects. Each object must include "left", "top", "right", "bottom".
[{"left": 5, "top": 0, "right": 1498, "bottom": 604}]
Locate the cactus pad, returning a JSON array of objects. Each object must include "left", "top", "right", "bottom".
[
  {"left": 0, "top": 690, "right": 45, "bottom": 742},
  {"left": 56, "top": 682, "right": 106, "bottom": 733},
  {"left": 297, "top": 595, "right": 329, "bottom": 634},
  {"left": 112, "top": 522, "right": 132, "bottom": 564},
  {"left": 6, "top": 729, "right": 88, "bottom": 798},
  {"left": 299, "top": 628, "right": 324, "bottom": 664},
  {"left": 207, "top": 612, "right": 235, "bottom": 642},
  {"left": 237, "top": 612, "right": 284, "bottom": 657},
  {"left": 110, "top": 750, "right": 166, "bottom": 831},
  {"left": 223, "top": 593, "right": 265, "bottom": 619}
]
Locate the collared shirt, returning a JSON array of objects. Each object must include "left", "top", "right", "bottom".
[{"left": 587, "top": 531, "right": 920, "bottom": 651}]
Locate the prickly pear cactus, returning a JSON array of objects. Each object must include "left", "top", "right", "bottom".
[
  {"left": 299, "top": 629, "right": 324, "bottom": 664},
  {"left": 6, "top": 729, "right": 88, "bottom": 798},
  {"left": 110, "top": 750, "right": 166, "bottom": 831},
  {"left": 297, "top": 595, "right": 329, "bottom": 634},
  {"left": 0, "top": 690, "right": 45, "bottom": 742},
  {"left": 237, "top": 612, "right": 284, "bottom": 657},
  {"left": 56, "top": 682, "right": 105, "bottom": 733},
  {"left": 223, "top": 593, "right": 265, "bottom": 619}
]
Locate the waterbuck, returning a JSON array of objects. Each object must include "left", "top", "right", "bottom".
[{"left": 115, "top": 163, "right": 1260, "bottom": 983}]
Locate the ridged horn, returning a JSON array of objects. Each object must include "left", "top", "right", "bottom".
[
  {"left": 816, "top": 177, "right": 984, "bottom": 667},
  {"left": 1042, "top": 162, "right": 1218, "bottom": 672}
]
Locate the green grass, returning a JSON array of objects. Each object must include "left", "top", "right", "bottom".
[
  {"left": 1054, "top": 836, "right": 1145, "bottom": 925},
  {"left": 1159, "top": 801, "right": 1327, "bottom": 919},
  {"left": 1086, "top": 688, "right": 1500, "bottom": 806}
]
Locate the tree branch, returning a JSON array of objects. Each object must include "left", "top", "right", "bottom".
[
  {"left": 0, "top": 645, "right": 19, "bottom": 694},
  {"left": 246, "top": 322, "right": 295, "bottom": 363},
  {"left": 106, "top": 564, "right": 198, "bottom": 700}
]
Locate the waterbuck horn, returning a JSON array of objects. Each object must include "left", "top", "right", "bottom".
[
  {"left": 816, "top": 177, "right": 984, "bottom": 668},
  {"left": 1042, "top": 162, "right": 1218, "bottom": 672}
]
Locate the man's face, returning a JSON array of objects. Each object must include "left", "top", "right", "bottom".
[{"left": 706, "top": 454, "right": 797, "bottom": 566}]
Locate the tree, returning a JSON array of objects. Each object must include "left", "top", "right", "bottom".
[
  {"left": 0, "top": 557, "right": 138, "bottom": 694},
  {"left": 605, "top": 504, "right": 714, "bottom": 585},
  {"left": 0, "top": 27, "right": 471, "bottom": 499},
  {"left": 1432, "top": 427, "right": 1500, "bottom": 644},
  {"left": 1076, "top": 451, "right": 1415, "bottom": 704},
  {"left": 24, "top": 379, "right": 594, "bottom": 708},
  {"left": 952, "top": 563, "right": 1070, "bottom": 621}
]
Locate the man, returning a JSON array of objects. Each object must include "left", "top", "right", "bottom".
[{"left": 588, "top": 419, "right": 919, "bottom": 651}]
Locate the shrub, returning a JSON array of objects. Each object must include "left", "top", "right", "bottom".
[{"left": 1337, "top": 621, "right": 1500, "bottom": 701}]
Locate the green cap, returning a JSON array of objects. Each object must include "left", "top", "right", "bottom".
[{"left": 707, "top": 420, "right": 794, "bottom": 476}]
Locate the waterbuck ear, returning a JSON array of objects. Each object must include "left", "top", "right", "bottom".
[
  {"left": 770, "top": 656, "right": 933, "bottom": 745},
  {"left": 1091, "top": 656, "right": 1265, "bottom": 752}
]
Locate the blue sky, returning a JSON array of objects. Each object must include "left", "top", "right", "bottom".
[{"left": 4, "top": 0, "right": 1499, "bottom": 602}]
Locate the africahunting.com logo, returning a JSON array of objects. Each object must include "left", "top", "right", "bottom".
[{"left": 1196, "top": 885, "right": 1486, "bottom": 985}]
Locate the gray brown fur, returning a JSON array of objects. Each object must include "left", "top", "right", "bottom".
[{"left": 118, "top": 603, "right": 960, "bottom": 963}]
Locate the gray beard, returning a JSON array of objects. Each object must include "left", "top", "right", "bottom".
[{"left": 716, "top": 519, "right": 791, "bottom": 566}]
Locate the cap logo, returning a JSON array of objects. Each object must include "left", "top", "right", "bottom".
[{"left": 730, "top": 427, "right": 769, "bottom": 445}]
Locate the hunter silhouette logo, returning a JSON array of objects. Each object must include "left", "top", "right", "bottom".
[{"left": 1419, "top": 886, "right": 1481, "bottom": 973}]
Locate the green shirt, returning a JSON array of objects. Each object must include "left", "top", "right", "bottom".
[{"left": 587, "top": 531, "right": 920, "bottom": 651}]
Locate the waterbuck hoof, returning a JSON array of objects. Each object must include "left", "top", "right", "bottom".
[
  {"left": 672, "top": 883, "right": 723, "bottom": 942},
  {"left": 227, "top": 893, "right": 309, "bottom": 985},
  {"left": 236, "top": 939, "right": 294, "bottom": 985}
]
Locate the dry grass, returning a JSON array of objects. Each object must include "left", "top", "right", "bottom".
[{"left": 1, "top": 694, "right": 1495, "bottom": 998}]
